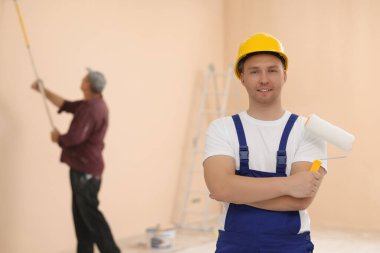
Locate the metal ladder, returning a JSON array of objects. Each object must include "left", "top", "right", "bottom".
[{"left": 177, "top": 64, "right": 236, "bottom": 231}]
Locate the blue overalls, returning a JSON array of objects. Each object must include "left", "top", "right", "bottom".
[{"left": 215, "top": 114, "right": 314, "bottom": 253}]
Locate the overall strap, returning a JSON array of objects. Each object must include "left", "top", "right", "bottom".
[
  {"left": 232, "top": 114, "right": 249, "bottom": 171},
  {"left": 276, "top": 113, "right": 299, "bottom": 174}
]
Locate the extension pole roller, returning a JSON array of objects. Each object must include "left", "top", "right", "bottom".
[{"left": 13, "top": 0, "right": 55, "bottom": 129}]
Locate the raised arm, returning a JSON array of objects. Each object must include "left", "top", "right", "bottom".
[
  {"left": 31, "top": 79, "right": 64, "bottom": 108},
  {"left": 247, "top": 161, "right": 325, "bottom": 211},
  {"left": 204, "top": 156, "right": 322, "bottom": 205}
]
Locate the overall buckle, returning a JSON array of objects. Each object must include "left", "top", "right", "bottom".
[
  {"left": 239, "top": 146, "right": 249, "bottom": 160},
  {"left": 277, "top": 150, "right": 287, "bottom": 168}
]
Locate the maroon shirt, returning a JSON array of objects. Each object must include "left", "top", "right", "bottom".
[{"left": 57, "top": 97, "right": 108, "bottom": 177}]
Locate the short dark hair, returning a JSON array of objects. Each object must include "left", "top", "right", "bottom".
[{"left": 237, "top": 51, "right": 286, "bottom": 76}]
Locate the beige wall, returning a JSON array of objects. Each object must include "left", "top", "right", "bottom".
[
  {"left": 0, "top": 0, "right": 224, "bottom": 252},
  {"left": 224, "top": 0, "right": 380, "bottom": 231},
  {"left": 1, "top": 0, "right": 379, "bottom": 253}
]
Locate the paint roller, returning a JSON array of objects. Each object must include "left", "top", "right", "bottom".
[
  {"left": 13, "top": 0, "right": 55, "bottom": 129},
  {"left": 304, "top": 114, "right": 355, "bottom": 172}
]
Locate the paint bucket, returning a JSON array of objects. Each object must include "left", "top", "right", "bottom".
[{"left": 146, "top": 225, "right": 176, "bottom": 250}]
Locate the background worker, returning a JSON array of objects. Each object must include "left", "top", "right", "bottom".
[
  {"left": 31, "top": 68, "right": 121, "bottom": 253},
  {"left": 204, "top": 33, "right": 326, "bottom": 252}
]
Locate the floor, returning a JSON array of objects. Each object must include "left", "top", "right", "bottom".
[
  {"left": 311, "top": 227, "right": 380, "bottom": 253},
  {"left": 118, "top": 227, "right": 380, "bottom": 253}
]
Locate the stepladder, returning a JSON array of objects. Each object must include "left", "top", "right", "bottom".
[{"left": 177, "top": 64, "right": 239, "bottom": 231}]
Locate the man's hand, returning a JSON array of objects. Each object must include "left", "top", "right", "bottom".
[
  {"left": 286, "top": 171, "right": 323, "bottom": 198},
  {"left": 51, "top": 128, "right": 60, "bottom": 143},
  {"left": 31, "top": 79, "right": 43, "bottom": 92}
]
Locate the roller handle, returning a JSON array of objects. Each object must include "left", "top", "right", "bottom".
[{"left": 309, "top": 160, "right": 322, "bottom": 172}]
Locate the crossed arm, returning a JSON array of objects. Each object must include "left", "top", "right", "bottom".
[{"left": 203, "top": 155, "right": 325, "bottom": 211}]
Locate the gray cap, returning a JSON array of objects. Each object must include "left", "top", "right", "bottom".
[{"left": 86, "top": 67, "right": 106, "bottom": 93}]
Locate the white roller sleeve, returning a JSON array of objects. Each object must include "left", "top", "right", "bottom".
[{"left": 305, "top": 114, "right": 355, "bottom": 151}]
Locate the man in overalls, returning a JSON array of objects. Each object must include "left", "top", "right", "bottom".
[{"left": 203, "top": 33, "right": 326, "bottom": 253}]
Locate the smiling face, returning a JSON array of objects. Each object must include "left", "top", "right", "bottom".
[{"left": 240, "top": 53, "right": 287, "bottom": 108}]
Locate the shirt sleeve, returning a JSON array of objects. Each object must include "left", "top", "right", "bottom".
[
  {"left": 58, "top": 100, "right": 83, "bottom": 114},
  {"left": 58, "top": 106, "right": 95, "bottom": 148},
  {"left": 293, "top": 129, "right": 328, "bottom": 170},
  {"left": 203, "top": 118, "right": 235, "bottom": 163}
]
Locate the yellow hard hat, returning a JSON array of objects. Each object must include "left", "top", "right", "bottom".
[{"left": 234, "top": 33, "right": 288, "bottom": 79}]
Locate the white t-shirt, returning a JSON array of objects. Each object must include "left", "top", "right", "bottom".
[{"left": 203, "top": 111, "right": 327, "bottom": 233}]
